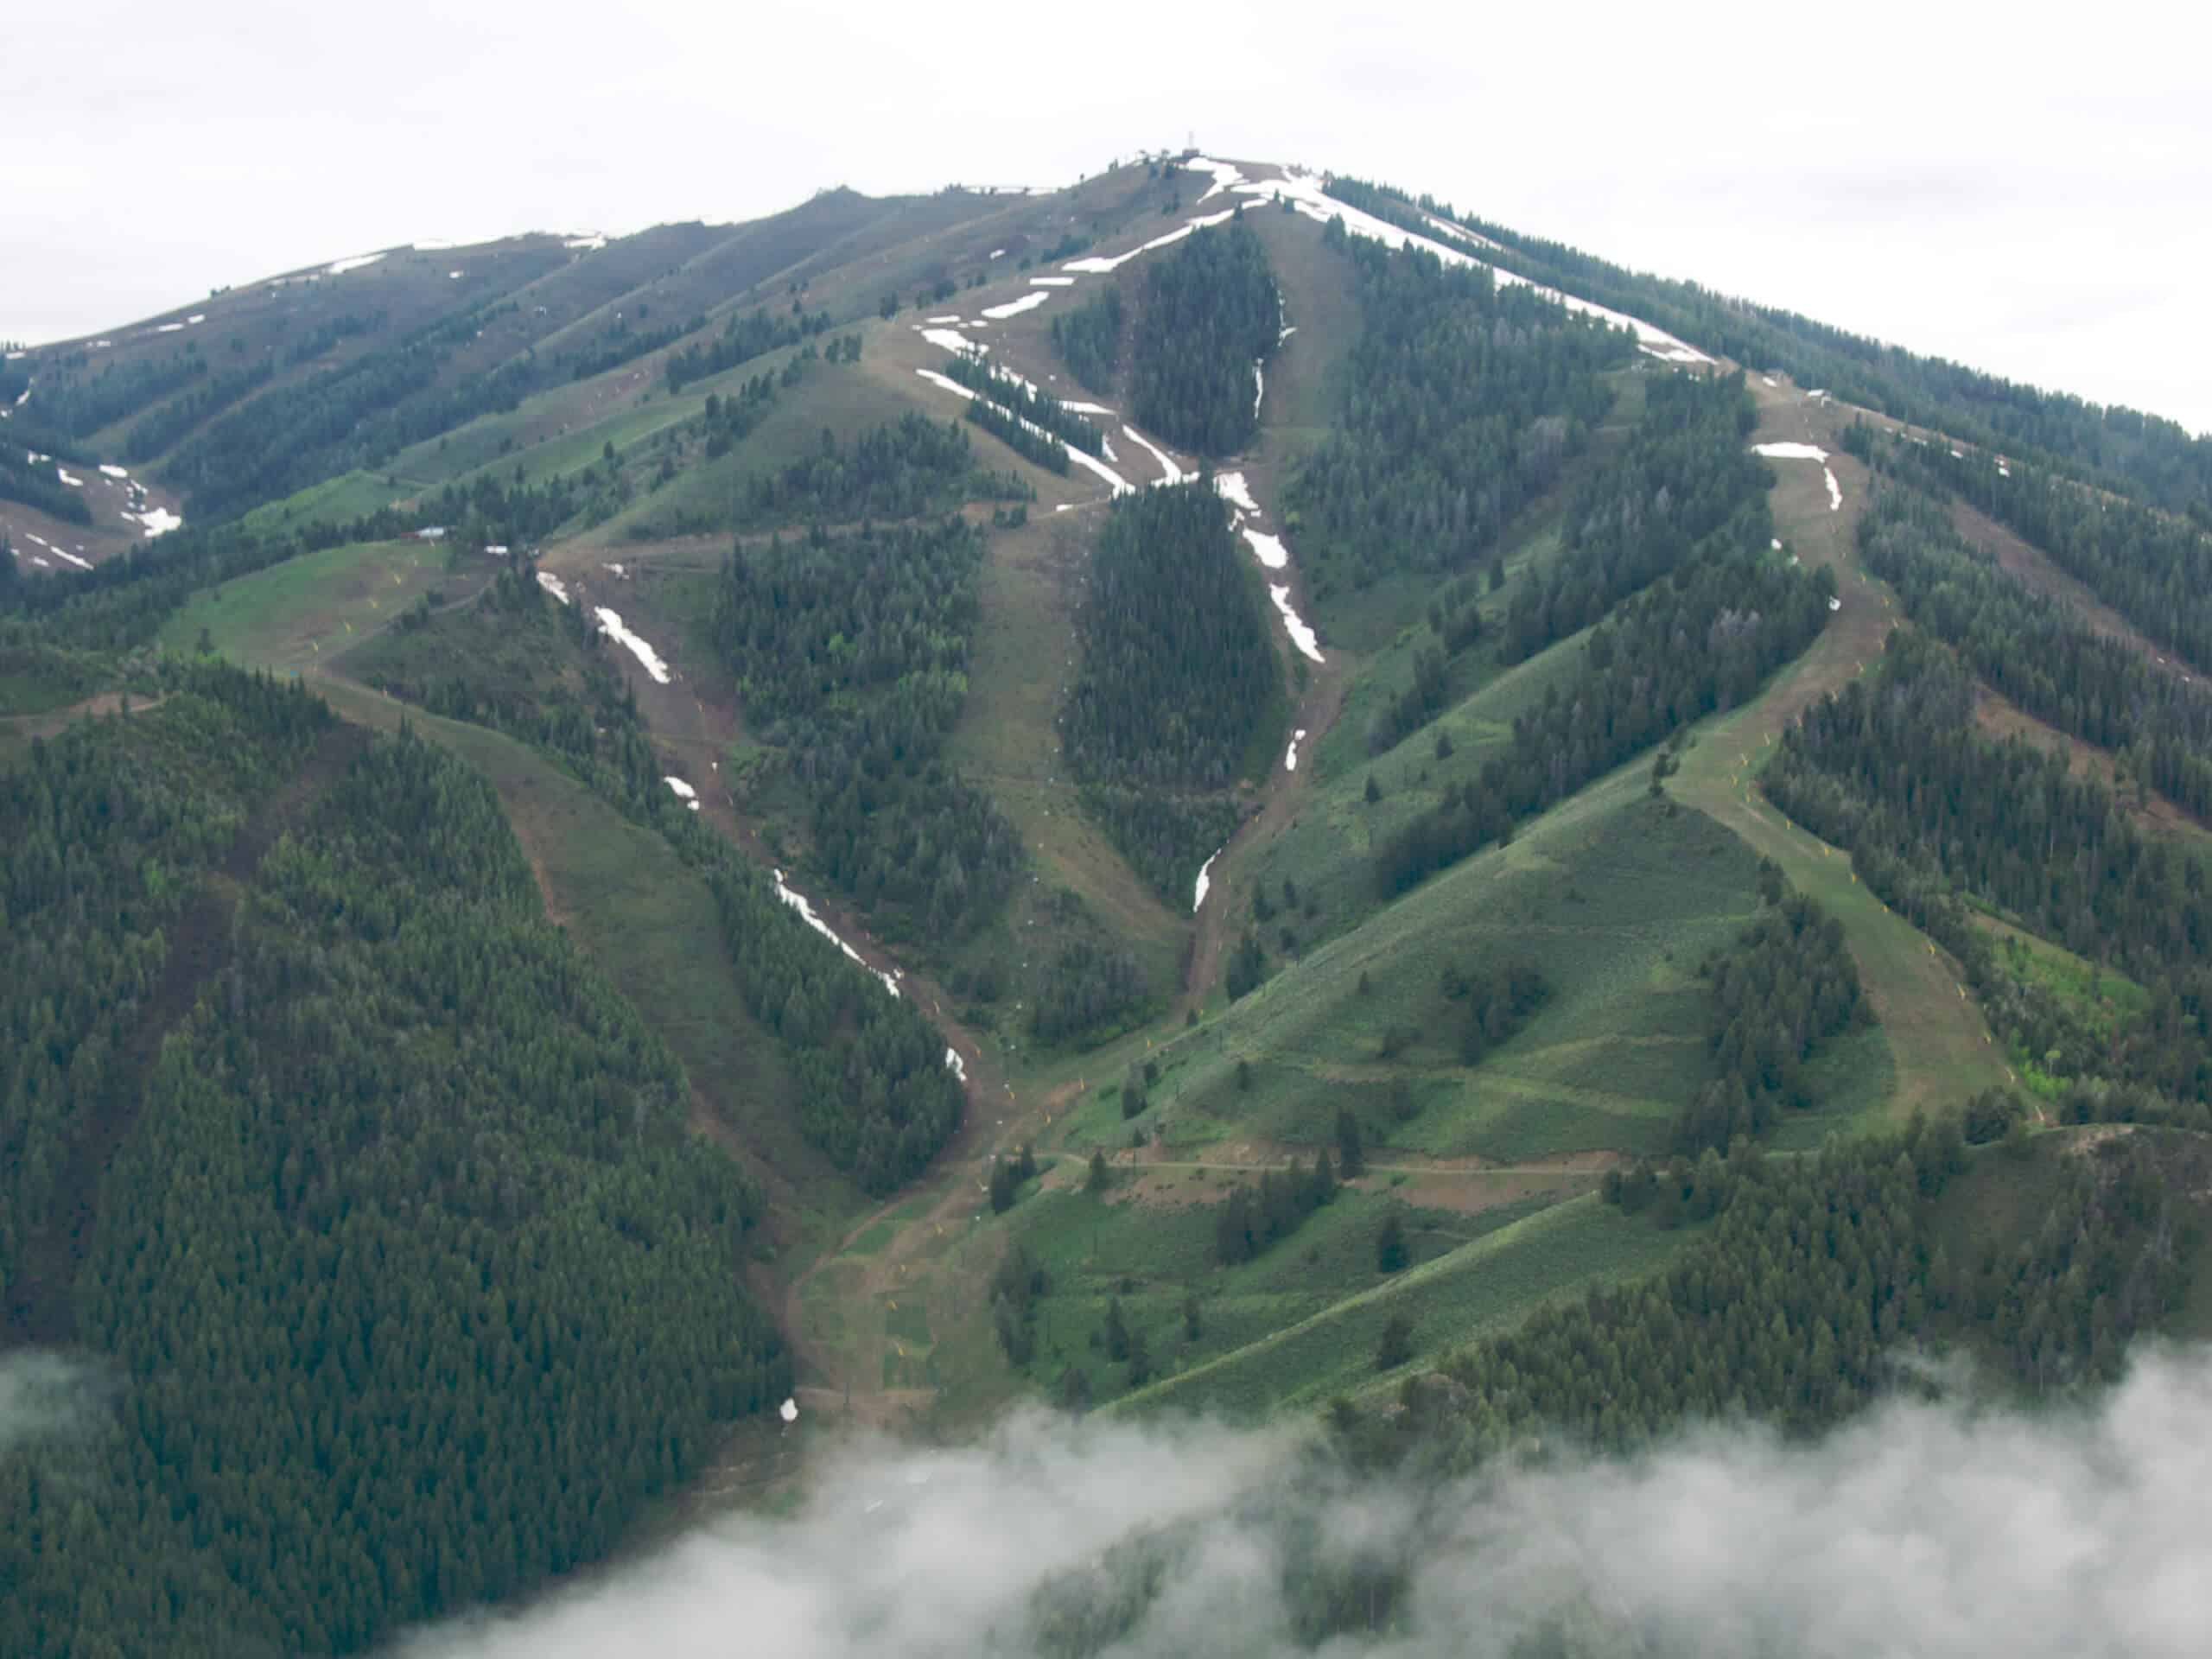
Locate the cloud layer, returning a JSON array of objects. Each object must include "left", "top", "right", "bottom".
[{"left": 390, "top": 1346, "right": 2212, "bottom": 1658}]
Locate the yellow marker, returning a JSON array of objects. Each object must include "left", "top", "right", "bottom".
[{"left": 888, "top": 1300, "right": 896, "bottom": 1311}]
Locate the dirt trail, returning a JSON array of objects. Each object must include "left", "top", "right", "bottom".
[{"left": 3, "top": 719, "right": 369, "bottom": 1347}]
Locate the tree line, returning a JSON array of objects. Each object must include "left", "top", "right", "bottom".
[
  {"left": 937, "top": 351, "right": 1108, "bottom": 456},
  {"left": 1052, "top": 286, "right": 1123, "bottom": 394}
]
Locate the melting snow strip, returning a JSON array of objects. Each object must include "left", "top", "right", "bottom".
[
  {"left": 52, "top": 547, "right": 92, "bottom": 569},
  {"left": 1062, "top": 207, "right": 1240, "bottom": 274},
  {"left": 327, "top": 252, "right": 385, "bottom": 275},
  {"left": 1285, "top": 728, "right": 1308, "bottom": 772},
  {"left": 56, "top": 467, "right": 84, "bottom": 486},
  {"left": 1060, "top": 400, "right": 1113, "bottom": 414},
  {"left": 1751, "top": 442, "right": 1829, "bottom": 461},
  {"left": 1028, "top": 276, "right": 1076, "bottom": 286},
  {"left": 1253, "top": 359, "right": 1265, "bottom": 417},
  {"left": 136, "top": 506, "right": 181, "bottom": 537},
  {"left": 536, "top": 571, "right": 571, "bottom": 605},
  {"left": 1215, "top": 471, "right": 1260, "bottom": 515},
  {"left": 1192, "top": 848, "right": 1223, "bottom": 912},
  {"left": 594, "top": 607, "right": 671, "bottom": 683},
  {"left": 1270, "top": 584, "right": 1325, "bottom": 664},
  {"left": 664, "top": 776, "right": 700, "bottom": 811},
  {"left": 1120, "top": 424, "right": 1185, "bottom": 484},
  {"left": 980, "top": 290, "right": 1052, "bottom": 321},
  {"left": 1184, "top": 156, "right": 1245, "bottom": 201},
  {"left": 565, "top": 234, "right": 607, "bottom": 251},
  {"left": 772, "top": 869, "right": 899, "bottom": 997},
  {"left": 913, "top": 369, "right": 1135, "bottom": 493},
  {"left": 944, "top": 1048, "right": 967, "bottom": 1081},
  {"left": 98, "top": 463, "right": 129, "bottom": 479},
  {"left": 1242, "top": 528, "right": 1290, "bottom": 570},
  {"left": 1825, "top": 467, "right": 1842, "bottom": 512},
  {"left": 1224, "top": 174, "right": 1711, "bottom": 365},
  {"left": 925, "top": 314, "right": 963, "bottom": 324}
]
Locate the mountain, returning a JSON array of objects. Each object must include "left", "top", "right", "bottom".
[{"left": 5, "top": 152, "right": 2211, "bottom": 1656}]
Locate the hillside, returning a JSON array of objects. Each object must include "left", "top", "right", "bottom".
[{"left": 7, "top": 149, "right": 2212, "bottom": 1654}]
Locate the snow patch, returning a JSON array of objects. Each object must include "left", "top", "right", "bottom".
[
  {"left": 913, "top": 369, "right": 1135, "bottom": 493},
  {"left": 1285, "top": 728, "right": 1308, "bottom": 772},
  {"left": 919, "top": 327, "right": 981, "bottom": 356},
  {"left": 1184, "top": 156, "right": 1244, "bottom": 201},
  {"left": 1252, "top": 359, "right": 1264, "bottom": 417},
  {"left": 1192, "top": 849, "right": 1223, "bottom": 912},
  {"left": 925, "top": 314, "right": 963, "bottom": 324},
  {"left": 1761, "top": 376, "right": 1777, "bottom": 388},
  {"left": 1825, "top": 467, "right": 1842, "bottom": 512},
  {"left": 1771, "top": 537, "right": 1783, "bottom": 551},
  {"left": 448, "top": 270, "right": 464, "bottom": 280},
  {"left": 536, "top": 571, "right": 571, "bottom": 606},
  {"left": 1061, "top": 400, "right": 1112, "bottom": 414},
  {"left": 327, "top": 252, "right": 385, "bottom": 276},
  {"left": 779, "top": 1397, "right": 798, "bottom": 1424},
  {"left": 772, "top": 869, "right": 899, "bottom": 997},
  {"left": 186, "top": 314, "right": 205, "bottom": 325},
  {"left": 1828, "top": 596, "right": 1843, "bottom": 612},
  {"left": 664, "top": 776, "right": 700, "bottom": 810},
  {"left": 1270, "top": 584, "right": 1325, "bottom": 664},
  {"left": 155, "top": 322, "right": 184, "bottom": 334},
  {"left": 564, "top": 233, "right": 608, "bottom": 251},
  {"left": 1120, "top": 424, "right": 1185, "bottom": 485},
  {"left": 55, "top": 467, "right": 84, "bottom": 487},
  {"left": 980, "top": 290, "right": 1051, "bottom": 321},
  {"left": 1028, "top": 276, "right": 1076, "bottom": 287},
  {"left": 52, "top": 547, "right": 92, "bottom": 570},
  {"left": 1215, "top": 471, "right": 1260, "bottom": 515},
  {"left": 1242, "top": 528, "right": 1289, "bottom": 570},
  {"left": 99, "top": 463, "right": 129, "bottom": 480},
  {"left": 988, "top": 248, "right": 1006, "bottom": 259},
  {"left": 134, "top": 506, "right": 181, "bottom": 537},
  {"left": 1751, "top": 442, "right": 1830, "bottom": 461},
  {"left": 1062, "top": 207, "right": 1239, "bottom": 275},
  {"left": 944, "top": 1047, "right": 967, "bottom": 1081},
  {"left": 594, "top": 607, "right": 671, "bottom": 683}
]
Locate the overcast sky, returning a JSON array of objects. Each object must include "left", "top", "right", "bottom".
[{"left": 8, "top": 0, "right": 2208, "bottom": 433}]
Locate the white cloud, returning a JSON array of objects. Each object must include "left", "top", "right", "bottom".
[{"left": 388, "top": 1348, "right": 2212, "bottom": 1658}]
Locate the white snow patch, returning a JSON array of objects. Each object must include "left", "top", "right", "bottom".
[
  {"left": 1054, "top": 503, "right": 1072, "bottom": 512},
  {"left": 594, "top": 607, "right": 671, "bottom": 683},
  {"left": 1192, "top": 848, "right": 1223, "bottom": 912},
  {"left": 664, "top": 775, "right": 699, "bottom": 805},
  {"left": 1761, "top": 376, "right": 1778, "bottom": 388},
  {"left": 1242, "top": 528, "right": 1289, "bottom": 570},
  {"left": 1270, "top": 585, "right": 1325, "bottom": 663},
  {"left": 10, "top": 386, "right": 26, "bottom": 408},
  {"left": 1998, "top": 461, "right": 2012, "bottom": 480},
  {"left": 1060, "top": 401, "right": 1112, "bottom": 414},
  {"left": 980, "top": 290, "right": 1051, "bottom": 321},
  {"left": 2, "top": 351, "right": 21, "bottom": 360},
  {"left": 56, "top": 467, "right": 84, "bottom": 487},
  {"left": 135, "top": 506, "right": 181, "bottom": 537},
  {"left": 1253, "top": 359, "right": 1264, "bottom": 417},
  {"left": 186, "top": 314, "right": 205, "bottom": 325},
  {"left": 914, "top": 369, "right": 1135, "bottom": 493},
  {"left": 30, "top": 556, "right": 48, "bottom": 567},
  {"left": 1772, "top": 537, "right": 1783, "bottom": 551},
  {"left": 919, "top": 327, "right": 981, "bottom": 356},
  {"left": 1828, "top": 596, "right": 1843, "bottom": 612},
  {"left": 99, "top": 463, "right": 129, "bottom": 480},
  {"left": 925, "top": 314, "right": 963, "bottom": 324},
  {"left": 1062, "top": 207, "right": 1239, "bottom": 275},
  {"left": 536, "top": 571, "right": 571, "bottom": 606},
  {"left": 988, "top": 248, "right": 1006, "bottom": 259},
  {"left": 52, "top": 547, "right": 92, "bottom": 570},
  {"left": 565, "top": 234, "right": 608, "bottom": 251},
  {"left": 772, "top": 868, "right": 899, "bottom": 997},
  {"left": 1751, "top": 442, "right": 1830, "bottom": 461},
  {"left": 944, "top": 1047, "right": 967, "bottom": 1081},
  {"left": 1184, "top": 156, "right": 1244, "bottom": 201},
  {"left": 1120, "top": 424, "right": 1185, "bottom": 484},
  {"left": 1101, "top": 434, "right": 1119, "bottom": 463},
  {"left": 1825, "top": 467, "right": 1842, "bottom": 512},
  {"left": 604, "top": 562, "right": 627, "bottom": 578},
  {"left": 1215, "top": 471, "right": 1261, "bottom": 515},
  {"left": 1285, "top": 728, "right": 1308, "bottom": 772},
  {"left": 1950, "top": 448, "right": 1965, "bottom": 459},
  {"left": 448, "top": 270, "right": 464, "bottom": 280},
  {"left": 1028, "top": 276, "right": 1076, "bottom": 286},
  {"left": 155, "top": 322, "right": 184, "bottom": 334},
  {"left": 327, "top": 252, "right": 386, "bottom": 276},
  {"left": 779, "top": 1397, "right": 798, "bottom": 1425}
]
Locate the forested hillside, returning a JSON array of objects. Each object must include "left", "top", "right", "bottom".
[
  {"left": 1129, "top": 217, "right": 1280, "bottom": 455},
  {"left": 1, "top": 690, "right": 785, "bottom": 1657},
  {"left": 1062, "top": 482, "right": 1280, "bottom": 897},
  {"left": 1289, "top": 229, "right": 1625, "bottom": 594}
]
